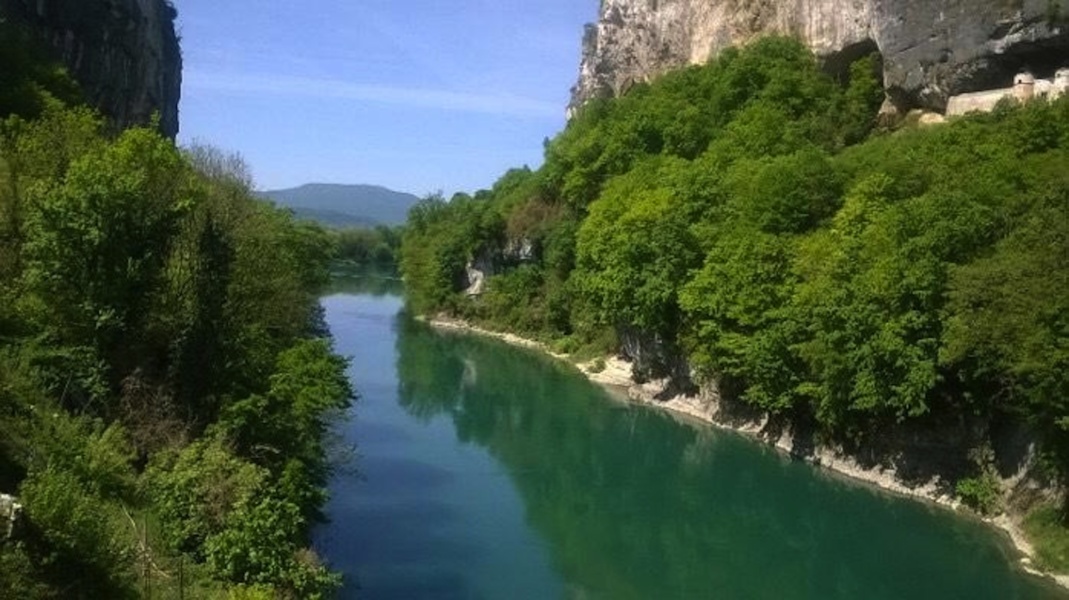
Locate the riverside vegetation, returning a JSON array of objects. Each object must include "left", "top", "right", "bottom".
[
  {"left": 330, "top": 225, "right": 402, "bottom": 272},
  {"left": 0, "top": 24, "right": 351, "bottom": 599},
  {"left": 400, "top": 37, "right": 1069, "bottom": 569}
]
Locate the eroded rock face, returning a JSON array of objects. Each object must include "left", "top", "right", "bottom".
[
  {"left": 570, "top": 0, "right": 1069, "bottom": 115},
  {"left": 0, "top": 0, "right": 182, "bottom": 137},
  {"left": 0, "top": 493, "right": 21, "bottom": 540},
  {"left": 463, "top": 251, "right": 497, "bottom": 297}
]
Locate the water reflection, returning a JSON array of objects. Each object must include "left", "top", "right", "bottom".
[
  {"left": 394, "top": 316, "right": 1063, "bottom": 600},
  {"left": 327, "top": 268, "right": 403, "bottom": 297}
]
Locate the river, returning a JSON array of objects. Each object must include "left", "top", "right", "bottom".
[{"left": 315, "top": 282, "right": 1066, "bottom": 599}]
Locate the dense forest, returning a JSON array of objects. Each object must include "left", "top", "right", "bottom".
[
  {"left": 0, "top": 24, "right": 351, "bottom": 599},
  {"left": 400, "top": 37, "right": 1069, "bottom": 552}
]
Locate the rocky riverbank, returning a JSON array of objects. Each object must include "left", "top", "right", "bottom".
[{"left": 425, "top": 315, "right": 1069, "bottom": 591}]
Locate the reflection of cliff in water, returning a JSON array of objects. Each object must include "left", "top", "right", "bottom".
[{"left": 393, "top": 317, "right": 1060, "bottom": 600}]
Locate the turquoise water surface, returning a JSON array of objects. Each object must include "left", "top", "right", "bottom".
[{"left": 315, "top": 286, "right": 1065, "bottom": 599}]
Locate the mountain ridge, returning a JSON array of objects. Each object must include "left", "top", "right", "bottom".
[{"left": 260, "top": 183, "right": 420, "bottom": 228}]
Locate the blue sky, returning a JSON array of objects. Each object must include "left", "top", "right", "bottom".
[{"left": 175, "top": 1, "right": 598, "bottom": 196}]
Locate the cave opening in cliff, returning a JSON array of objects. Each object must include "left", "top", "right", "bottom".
[
  {"left": 956, "top": 39, "right": 1069, "bottom": 94},
  {"left": 821, "top": 39, "right": 884, "bottom": 94}
]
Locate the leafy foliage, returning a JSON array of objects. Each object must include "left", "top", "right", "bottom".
[
  {"left": 575, "top": 158, "right": 699, "bottom": 336},
  {"left": 332, "top": 224, "right": 402, "bottom": 269},
  {"left": 0, "top": 83, "right": 351, "bottom": 596}
]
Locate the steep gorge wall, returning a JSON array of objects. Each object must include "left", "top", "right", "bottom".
[
  {"left": 572, "top": 0, "right": 1069, "bottom": 115},
  {"left": 0, "top": 0, "right": 182, "bottom": 137}
]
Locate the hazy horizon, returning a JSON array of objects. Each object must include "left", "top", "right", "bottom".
[{"left": 176, "top": 0, "right": 597, "bottom": 197}]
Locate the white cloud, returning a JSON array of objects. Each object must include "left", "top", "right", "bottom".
[{"left": 184, "top": 71, "right": 561, "bottom": 118}]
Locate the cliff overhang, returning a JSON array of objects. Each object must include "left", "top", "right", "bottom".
[
  {"left": 570, "top": 0, "right": 1069, "bottom": 117},
  {"left": 0, "top": 0, "right": 182, "bottom": 137}
]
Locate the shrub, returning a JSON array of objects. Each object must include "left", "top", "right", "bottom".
[
  {"left": 19, "top": 466, "right": 135, "bottom": 595},
  {"left": 955, "top": 474, "right": 1002, "bottom": 515},
  {"left": 145, "top": 435, "right": 267, "bottom": 555},
  {"left": 205, "top": 496, "right": 340, "bottom": 598}
]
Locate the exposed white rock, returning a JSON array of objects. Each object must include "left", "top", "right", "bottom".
[
  {"left": 0, "top": 493, "right": 22, "bottom": 540},
  {"left": 570, "top": 0, "right": 1069, "bottom": 116}
]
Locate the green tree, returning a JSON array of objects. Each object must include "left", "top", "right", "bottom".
[
  {"left": 944, "top": 199, "right": 1069, "bottom": 462},
  {"left": 681, "top": 230, "right": 802, "bottom": 410},
  {"left": 21, "top": 126, "right": 196, "bottom": 408},
  {"left": 574, "top": 159, "right": 699, "bottom": 340}
]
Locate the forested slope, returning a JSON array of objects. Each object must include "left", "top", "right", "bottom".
[
  {"left": 0, "top": 25, "right": 351, "bottom": 599},
  {"left": 400, "top": 37, "right": 1069, "bottom": 548}
]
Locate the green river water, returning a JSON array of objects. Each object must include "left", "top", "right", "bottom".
[{"left": 315, "top": 282, "right": 1066, "bottom": 599}]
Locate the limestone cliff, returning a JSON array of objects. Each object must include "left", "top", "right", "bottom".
[
  {"left": 571, "top": 0, "right": 1069, "bottom": 115},
  {"left": 0, "top": 0, "right": 182, "bottom": 137}
]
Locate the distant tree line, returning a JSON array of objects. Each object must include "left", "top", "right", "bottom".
[{"left": 331, "top": 224, "right": 402, "bottom": 270}]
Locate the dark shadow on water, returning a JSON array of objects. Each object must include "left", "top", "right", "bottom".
[
  {"left": 356, "top": 456, "right": 455, "bottom": 496},
  {"left": 349, "top": 420, "right": 413, "bottom": 446},
  {"left": 333, "top": 524, "right": 475, "bottom": 568},
  {"left": 347, "top": 501, "right": 459, "bottom": 532},
  {"left": 338, "top": 571, "right": 486, "bottom": 600}
]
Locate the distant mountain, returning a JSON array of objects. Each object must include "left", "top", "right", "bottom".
[{"left": 259, "top": 184, "right": 420, "bottom": 228}]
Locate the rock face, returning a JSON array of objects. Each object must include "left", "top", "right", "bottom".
[
  {"left": 0, "top": 0, "right": 182, "bottom": 137},
  {"left": 571, "top": 0, "right": 1069, "bottom": 115},
  {"left": 0, "top": 493, "right": 21, "bottom": 540}
]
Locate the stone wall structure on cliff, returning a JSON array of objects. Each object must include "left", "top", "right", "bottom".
[
  {"left": 0, "top": 0, "right": 182, "bottom": 137},
  {"left": 570, "top": 0, "right": 1069, "bottom": 116},
  {"left": 946, "top": 68, "right": 1069, "bottom": 116}
]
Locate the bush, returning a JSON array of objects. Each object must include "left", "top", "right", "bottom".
[
  {"left": 205, "top": 496, "right": 340, "bottom": 598},
  {"left": 19, "top": 466, "right": 135, "bottom": 595},
  {"left": 0, "top": 544, "right": 52, "bottom": 600},
  {"left": 145, "top": 435, "right": 266, "bottom": 556},
  {"left": 955, "top": 474, "right": 1002, "bottom": 515}
]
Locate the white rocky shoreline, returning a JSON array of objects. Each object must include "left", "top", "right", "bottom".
[{"left": 424, "top": 315, "right": 1069, "bottom": 591}]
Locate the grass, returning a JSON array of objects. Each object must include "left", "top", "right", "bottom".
[
  {"left": 548, "top": 333, "right": 618, "bottom": 364},
  {"left": 1023, "top": 504, "right": 1069, "bottom": 572}
]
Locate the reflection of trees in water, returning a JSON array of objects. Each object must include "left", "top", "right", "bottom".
[
  {"left": 392, "top": 317, "right": 1055, "bottom": 600},
  {"left": 327, "top": 268, "right": 403, "bottom": 297}
]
